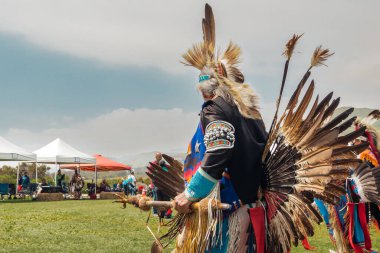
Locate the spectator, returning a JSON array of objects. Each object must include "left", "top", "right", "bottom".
[
  {"left": 56, "top": 169, "right": 65, "bottom": 191},
  {"left": 99, "top": 179, "right": 111, "bottom": 192},
  {"left": 115, "top": 179, "right": 122, "bottom": 192},
  {"left": 37, "top": 178, "right": 48, "bottom": 195},
  {"left": 17, "top": 175, "right": 23, "bottom": 192},
  {"left": 147, "top": 181, "right": 155, "bottom": 198},
  {"left": 21, "top": 171, "right": 30, "bottom": 191},
  {"left": 41, "top": 178, "right": 48, "bottom": 187},
  {"left": 122, "top": 177, "right": 129, "bottom": 195},
  {"left": 127, "top": 171, "right": 136, "bottom": 195},
  {"left": 70, "top": 169, "right": 84, "bottom": 200}
]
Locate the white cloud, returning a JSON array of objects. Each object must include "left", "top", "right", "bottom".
[
  {"left": 0, "top": 0, "right": 379, "bottom": 161},
  {"left": 0, "top": 0, "right": 379, "bottom": 72},
  {"left": 1, "top": 102, "right": 278, "bottom": 164},
  {"left": 0, "top": 0, "right": 378, "bottom": 108},
  {"left": 4, "top": 108, "right": 199, "bottom": 159}
]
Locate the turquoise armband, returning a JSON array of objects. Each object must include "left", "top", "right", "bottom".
[{"left": 185, "top": 168, "right": 218, "bottom": 201}]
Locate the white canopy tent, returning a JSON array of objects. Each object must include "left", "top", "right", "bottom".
[
  {"left": 0, "top": 136, "right": 36, "bottom": 194},
  {"left": 33, "top": 138, "right": 95, "bottom": 164},
  {"left": 33, "top": 138, "right": 95, "bottom": 185},
  {"left": 0, "top": 136, "right": 36, "bottom": 162}
]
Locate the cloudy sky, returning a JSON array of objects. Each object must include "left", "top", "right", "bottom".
[{"left": 0, "top": 0, "right": 379, "bottom": 162}]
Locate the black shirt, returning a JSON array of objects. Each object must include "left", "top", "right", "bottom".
[{"left": 201, "top": 96, "right": 267, "bottom": 204}]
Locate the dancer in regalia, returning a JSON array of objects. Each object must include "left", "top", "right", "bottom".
[
  {"left": 117, "top": 4, "right": 380, "bottom": 253},
  {"left": 314, "top": 110, "right": 380, "bottom": 253},
  {"left": 170, "top": 4, "right": 380, "bottom": 253}
]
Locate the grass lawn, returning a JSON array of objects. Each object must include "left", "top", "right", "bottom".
[{"left": 0, "top": 199, "right": 378, "bottom": 252}]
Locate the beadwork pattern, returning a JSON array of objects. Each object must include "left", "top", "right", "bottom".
[{"left": 204, "top": 120, "right": 235, "bottom": 151}]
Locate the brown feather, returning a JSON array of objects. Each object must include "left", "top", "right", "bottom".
[
  {"left": 162, "top": 154, "right": 184, "bottom": 173},
  {"left": 310, "top": 45, "right": 334, "bottom": 67},
  {"left": 321, "top": 97, "right": 340, "bottom": 123},
  {"left": 282, "top": 34, "right": 303, "bottom": 60},
  {"left": 285, "top": 81, "right": 315, "bottom": 141},
  {"left": 318, "top": 107, "right": 354, "bottom": 134},
  {"left": 204, "top": 4, "right": 215, "bottom": 53},
  {"left": 182, "top": 42, "right": 208, "bottom": 70}
]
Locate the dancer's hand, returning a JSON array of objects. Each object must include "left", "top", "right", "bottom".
[{"left": 173, "top": 192, "right": 192, "bottom": 214}]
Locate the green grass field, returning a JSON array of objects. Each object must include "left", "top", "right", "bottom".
[{"left": 0, "top": 200, "right": 378, "bottom": 253}]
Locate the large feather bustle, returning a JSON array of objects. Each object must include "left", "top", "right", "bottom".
[
  {"left": 260, "top": 37, "right": 376, "bottom": 253},
  {"left": 265, "top": 192, "right": 323, "bottom": 253}
]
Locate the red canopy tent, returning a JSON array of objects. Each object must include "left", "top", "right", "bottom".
[
  {"left": 61, "top": 154, "right": 131, "bottom": 171},
  {"left": 61, "top": 154, "right": 131, "bottom": 194}
]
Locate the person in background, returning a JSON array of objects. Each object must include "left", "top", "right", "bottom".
[
  {"left": 56, "top": 169, "right": 65, "bottom": 192},
  {"left": 353, "top": 131, "right": 380, "bottom": 231},
  {"left": 21, "top": 171, "right": 30, "bottom": 192},
  {"left": 122, "top": 177, "right": 129, "bottom": 195},
  {"left": 17, "top": 174, "right": 23, "bottom": 193},
  {"left": 70, "top": 169, "right": 84, "bottom": 200},
  {"left": 41, "top": 178, "right": 48, "bottom": 187},
  {"left": 36, "top": 178, "right": 49, "bottom": 195},
  {"left": 127, "top": 170, "right": 136, "bottom": 195},
  {"left": 55, "top": 169, "right": 65, "bottom": 188},
  {"left": 99, "top": 178, "right": 111, "bottom": 192},
  {"left": 115, "top": 179, "right": 122, "bottom": 192},
  {"left": 148, "top": 180, "right": 155, "bottom": 198}
]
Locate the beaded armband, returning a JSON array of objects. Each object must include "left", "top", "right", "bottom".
[{"left": 203, "top": 120, "right": 235, "bottom": 152}]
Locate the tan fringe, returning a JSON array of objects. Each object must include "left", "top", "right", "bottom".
[
  {"left": 227, "top": 211, "right": 240, "bottom": 253},
  {"left": 175, "top": 184, "right": 223, "bottom": 253}
]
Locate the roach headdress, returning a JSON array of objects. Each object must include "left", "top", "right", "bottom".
[{"left": 182, "top": 4, "right": 262, "bottom": 120}]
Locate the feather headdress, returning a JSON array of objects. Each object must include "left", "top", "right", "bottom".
[
  {"left": 355, "top": 109, "right": 380, "bottom": 149},
  {"left": 182, "top": 4, "right": 262, "bottom": 120}
]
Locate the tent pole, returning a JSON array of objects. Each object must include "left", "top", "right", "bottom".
[
  {"left": 35, "top": 162, "right": 38, "bottom": 184},
  {"left": 16, "top": 162, "right": 20, "bottom": 195},
  {"left": 54, "top": 159, "right": 57, "bottom": 186},
  {"left": 95, "top": 165, "right": 97, "bottom": 197}
]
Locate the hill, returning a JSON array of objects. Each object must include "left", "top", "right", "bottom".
[
  {"left": 77, "top": 107, "right": 379, "bottom": 180},
  {"left": 120, "top": 151, "right": 186, "bottom": 177}
]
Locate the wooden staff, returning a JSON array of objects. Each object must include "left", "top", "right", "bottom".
[
  {"left": 146, "top": 200, "right": 231, "bottom": 210},
  {"left": 114, "top": 194, "right": 231, "bottom": 211}
]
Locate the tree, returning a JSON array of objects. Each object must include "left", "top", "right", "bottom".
[{"left": 18, "top": 163, "right": 51, "bottom": 181}]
